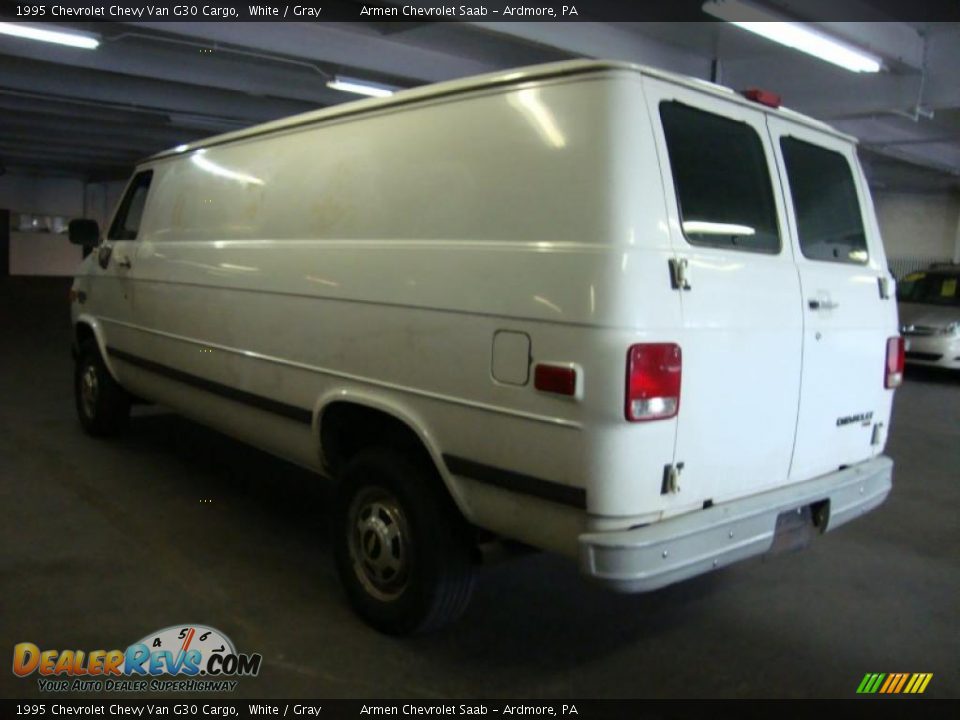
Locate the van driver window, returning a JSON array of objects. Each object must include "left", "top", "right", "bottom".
[{"left": 108, "top": 171, "right": 153, "bottom": 241}]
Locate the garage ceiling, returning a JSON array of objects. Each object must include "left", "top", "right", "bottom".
[{"left": 0, "top": 2, "right": 958, "bottom": 192}]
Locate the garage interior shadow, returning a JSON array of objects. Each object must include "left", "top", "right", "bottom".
[{"left": 1, "top": 277, "right": 957, "bottom": 699}]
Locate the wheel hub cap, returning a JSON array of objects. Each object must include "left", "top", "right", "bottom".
[{"left": 348, "top": 490, "right": 410, "bottom": 601}]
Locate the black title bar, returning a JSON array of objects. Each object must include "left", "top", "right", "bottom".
[
  {"left": 2, "top": 0, "right": 959, "bottom": 22},
  {"left": 2, "top": 698, "right": 960, "bottom": 719}
]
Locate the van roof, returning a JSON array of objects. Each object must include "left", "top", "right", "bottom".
[{"left": 146, "top": 59, "right": 855, "bottom": 163}]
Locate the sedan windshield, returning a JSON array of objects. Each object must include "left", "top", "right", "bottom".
[{"left": 897, "top": 272, "right": 960, "bottom": 307}]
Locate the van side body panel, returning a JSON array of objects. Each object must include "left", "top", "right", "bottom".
[{"left": 86, "top": 71, "right": 686, "bottom": 555}]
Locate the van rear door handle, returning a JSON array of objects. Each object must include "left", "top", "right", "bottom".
[
  {"left": 808, "top": 298, "right": 838, "bottom": 311},
  {"left": 116, "top": 256, "right": 132, "bottom": 269}
]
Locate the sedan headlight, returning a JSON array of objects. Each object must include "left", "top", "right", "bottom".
[{"left": 938, "top": 322, "right": 960, "bottom": 336}]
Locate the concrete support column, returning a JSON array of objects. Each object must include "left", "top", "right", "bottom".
[
  {"left": 954, "top": 199, "right": 960, "bottom": 264},
  {"left": 0, "top": 209, "right": 8, "bottom": 277}
]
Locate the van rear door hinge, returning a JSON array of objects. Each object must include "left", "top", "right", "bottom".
[
  {"left": 669, "top": 258, "right": 691, "bottom": 291},
  {"left": 661, "top": 462, "right": 684, "bottom": 494},
  {"left": 878, "top": 276, "right": 891, "bottom": 299}
]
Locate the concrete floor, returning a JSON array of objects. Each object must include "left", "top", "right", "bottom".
[{"left": 1, "top": 276, "right": 957, "bottom": 699}]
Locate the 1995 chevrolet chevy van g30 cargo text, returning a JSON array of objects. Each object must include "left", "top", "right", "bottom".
[{"left": 68, "top": 60, "right": 901, "bottom": 634}]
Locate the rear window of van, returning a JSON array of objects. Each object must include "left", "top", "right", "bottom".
[
  {"left": 659, "top": 101, "right": 780, "bottom": 254},
  {"left": 780, "top": 137, "right": 868, "bottom": 265}
]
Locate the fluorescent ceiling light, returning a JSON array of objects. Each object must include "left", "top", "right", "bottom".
[
  {"left": 326, "top": 76, "right": 396, "bottom": 98},
  {"left": 702, "top": 1, "right": 882, "bottom": 73},
  {"left": 0, "top": 22, "right": 99, "bottom": 50}
]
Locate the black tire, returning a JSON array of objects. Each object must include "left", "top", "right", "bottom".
[
  {"left": 74, "top": 339, "right": 130, "bottom": 437},
  {"left": 333, "top": 447, "right": 475, "bottom": 635}
]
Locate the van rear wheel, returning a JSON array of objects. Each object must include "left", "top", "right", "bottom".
[
  {"left": 74, "top": 339, "right": 130, "bottom": 437},
  {"left": 333, "top": 447, "right": 475, "bottom": 634}
]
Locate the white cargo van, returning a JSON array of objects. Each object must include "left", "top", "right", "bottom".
[{"left": 68, "top": 60, "right": 901, "bottom": 634}]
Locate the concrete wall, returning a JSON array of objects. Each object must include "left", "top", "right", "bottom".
[
  {"left": 0, "top": 175, "right": 85, "bottom": 217},
  {"left": 874, "top": 191, "right": 960, "bottom": 262},
  {"left": 0, "top": 175, "right": 127, "bottom": 276},
  {"left": 0, "top": 175, "right": 84, "bottom": 276},
  {"left": 9, "top": 232, "right": 84, "bottom": 276}
]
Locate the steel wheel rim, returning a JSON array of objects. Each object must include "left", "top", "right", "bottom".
[
  {"left": 80, "top": 364, "right": 99, "bottom": 419},
  {"left": 347, "top": 487, "right": 412, "bottom": 602}
]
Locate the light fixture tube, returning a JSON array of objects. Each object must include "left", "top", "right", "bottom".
[
  {"left": 0, "top": 22, "right": 100, "bottom": 50},
  {"left": 326, "top": 76, "right": 397, "bottom": 98},
  {"left": 702, "top": 1, "right": 882, "bottom": 73}
]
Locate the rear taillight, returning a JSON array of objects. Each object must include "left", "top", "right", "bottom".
[
  {"left": 625, "top": 343, "right": 682, "bottom": 422},
  {"left": 885, "top": 336, "right": 905, "bottom": 389}
]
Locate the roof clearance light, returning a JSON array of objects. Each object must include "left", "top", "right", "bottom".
[
  {"left": 326, "top": 76, "right": 397, "bottom": 98},
  {"left": 702, "top": 1, "right": 882, "bottom": 73},
  {"left": 0, "top": 22, "right": 99, "bottom": 50},
  {"left": 742, "top": 87, "right": 782, "bottom": 108}
]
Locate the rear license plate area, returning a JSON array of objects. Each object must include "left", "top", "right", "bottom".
[{"left": 767, "top": 505, "right": 818, "bottom": 556}]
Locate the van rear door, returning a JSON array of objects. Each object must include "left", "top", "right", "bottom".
[
  {"left": 767, "top": 116, "right": 897, "bottom": 482},
  {"left": 643, "top": 77, "right": 804, "bottom": 510}
]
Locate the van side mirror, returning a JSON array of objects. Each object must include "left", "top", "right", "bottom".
[{"left": 69, "top": 219, "right": 100, "bottom": 247}]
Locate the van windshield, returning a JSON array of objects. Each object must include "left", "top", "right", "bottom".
[{"left": 897, "top": 272, "right": 960, "bottom": 307}]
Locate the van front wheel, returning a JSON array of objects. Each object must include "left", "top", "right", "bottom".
[
  {"left": 74, "top": 339, "right": 130, "bottom": 437},
  {"left": 333, "top": 448, "right": 475, "bottom": 634}
]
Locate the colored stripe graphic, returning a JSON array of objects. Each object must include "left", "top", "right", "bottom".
[
  {"left": 868, "top": 673, "right": 886, "bottom": 693},
  {"left": 857, "top": 672, "right": 932, "bottom": 694}
]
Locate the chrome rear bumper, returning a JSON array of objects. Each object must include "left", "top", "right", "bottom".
[{"left": 579, "top": 456, "right": 892, "bottom": 592}]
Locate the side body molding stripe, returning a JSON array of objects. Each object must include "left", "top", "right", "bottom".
[
  {"left": 106, "top": 346, "right": 587, "bottom": 510},
  {"left": 106, "top": 347, "right": 313, "bottom": 425},
  {"left": 443, "top": 454, "right": 587, "bottom": 509}
]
